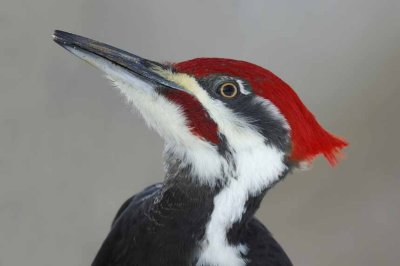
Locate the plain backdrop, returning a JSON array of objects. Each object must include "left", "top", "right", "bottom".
[{"left": 1, "top": 1, "right": 399, "bottom": 265}]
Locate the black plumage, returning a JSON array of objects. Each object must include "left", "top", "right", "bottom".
[{"left": 92, "top": 181, "right": 292, "bottom": 266}]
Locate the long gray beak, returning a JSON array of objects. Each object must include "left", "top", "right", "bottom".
[{"left": 52, "top": 30, "right": 186, "bottom": 92}]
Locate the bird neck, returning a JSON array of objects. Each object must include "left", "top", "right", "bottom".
[{"left": 161, "top": 141, "right": 289, "bottom": 248}]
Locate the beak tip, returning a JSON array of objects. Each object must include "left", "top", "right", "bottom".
[
  {"left": 52, "top": 30, "right": 81, "bottom": 48},
  {"left": 52, "top": 30, "right": 66, "bottom": 46}
]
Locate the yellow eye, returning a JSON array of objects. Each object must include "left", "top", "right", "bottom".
[{"left": 218, "top": 83, "right": 238, "bottom": 99}]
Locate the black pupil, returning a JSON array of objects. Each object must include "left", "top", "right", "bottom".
[{"left": 222, "top": 84, "right": 236, "bottom": 96}]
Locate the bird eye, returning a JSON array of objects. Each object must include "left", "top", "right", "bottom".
[{"left": 218, "top": 83, "right": 238, "bottom": 99}]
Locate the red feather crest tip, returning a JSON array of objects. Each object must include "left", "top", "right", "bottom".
[{"left": 174, "top": 58, "right": 348, "bottom": 166}]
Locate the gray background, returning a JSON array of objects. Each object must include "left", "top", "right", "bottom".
[{"left": 1, "top": 0, "right": 399, "bottom": 265}]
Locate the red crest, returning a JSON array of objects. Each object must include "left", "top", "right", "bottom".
[{"left": 175, "top": 58, "right": 348, "bottom": 166}]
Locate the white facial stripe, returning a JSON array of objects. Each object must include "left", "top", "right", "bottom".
[
  {"left": 67, "top": 50, "right": 288, "bottom": 185},
  {"left": 197, "top": 144, "right": 286, "bottom": 266},
  {"left": 237, "top": 79, "right": 250, "bottom": 95},
  {"left": 154, "top": 70, "right": 268, "bottom": 145}
]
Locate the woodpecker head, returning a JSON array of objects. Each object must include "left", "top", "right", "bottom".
[{"left": 53, "top": 31, "right": 347, "bottom": 189}]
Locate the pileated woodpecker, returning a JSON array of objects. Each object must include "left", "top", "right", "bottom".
[{"left": 53, "top": 30, "right": 347, "bottom": 266}]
